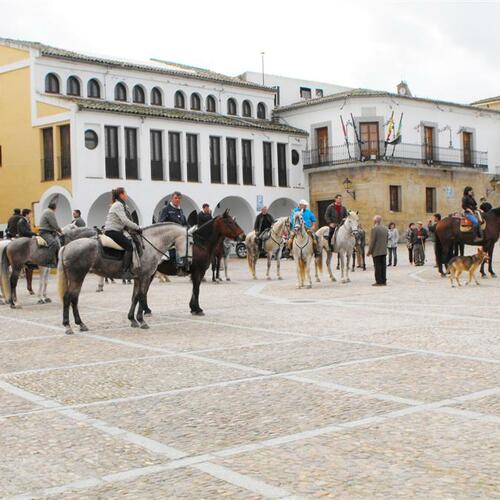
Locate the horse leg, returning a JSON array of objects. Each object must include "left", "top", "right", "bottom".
[
  {"left": 487, "top": 242, "right": 496, "bottom": 278},
  {"left": 96, "top": 276, "right": 104, "bottom": 292},
  {"left": 128, "top": 279, "right": 141, "bottom": 328},
  {"left": 266, "top": 252, "right": 272, "bottom": 280},
  {"left": 276, "top": 247, "right": 283, "bottom": 280},
  {"left": 70, "top": 285, "right": 87, "bottom": 332},
  {"left": 305, "top": 257, "right": 313, "bottom": 288},
  {"left": 9, "top": 267, "right": 21, "bottom": 308},
  {"left": 326, "top": 251, "right": 335, "bottom": 282},
  {"left": 345, "top": 251, "right": 351, "bottom": 282},
  {"left": 26, "top": 267, "right": 34, "bottom": 295},
  {"left": 314, "top": 251, "right": 320, "bottom": 283},
  {"left": 223, "top": 255, "right": 230, "bottom": 281},
  {"left": 143, "top": 274, "right": 154, "bottom": 316},
  {"left": 40, "top": 267, "right": 51, "bottom": 303},
  {"left": 190, "top": 269, "right": 204, "bottom": 315},
  {"left": 136, "top": 278, "right": 151, "bottom": 329}
]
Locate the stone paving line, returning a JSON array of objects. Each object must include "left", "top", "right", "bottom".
[{"left": 5, "top": 380, "right": 498, "bottom": 500}]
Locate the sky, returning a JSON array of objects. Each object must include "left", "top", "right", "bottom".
[{"left": 1, "top": 0, "right": 498, "bottom": 104}]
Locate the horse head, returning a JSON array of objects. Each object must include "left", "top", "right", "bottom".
[
  {"left": 274, "top": 216, "right": 290, "bottom": 237},
  {"left": 293, "top": 211, "right": 305, "bottom": 235},
  {"left": 216, "top": 210, "right": 245, "bottom": 241},
  {"left": 345, "top": 211, "right": 360, "bottom": 235}
]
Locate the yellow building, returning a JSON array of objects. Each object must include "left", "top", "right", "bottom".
[
  {"left": 0, "top": 41, "right": 72, "bottom": 229},
  {"left": 471, "top": 95, "right": 500, "bottom": 110}
]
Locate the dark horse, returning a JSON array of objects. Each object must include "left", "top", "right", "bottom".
[
  {"left": 435, "top": 206, "right": 500, "bottom": 277},
  {"left": 157, "top": 211, "right": 245, "bottom": 315}
]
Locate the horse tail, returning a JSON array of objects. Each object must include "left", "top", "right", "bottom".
[
  {"left": 57, "top": 246, "right": 68, "bottom": 301},
  {"left": 0, "top": 244, "right": 11, "bottom": 303}
]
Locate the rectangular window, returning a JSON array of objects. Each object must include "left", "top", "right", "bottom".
[
  {"left": 389, "top": 185, "right": 402, "bottom": 212},
  {"left": 300, "top": 86, "right": 312, "bottom": 99},
  {"left": 0, "top": 145, "right": 2, "bottom": 166},
  {"left": 186, "top": 133, "right": 199, "bottom": 182},
  {"left": 273, "top": 86, "right": 280, "bottom": 107},
  {"left": 210, "top": 136, "right": 222, "bottom": 184},
  {"left": 315, "top": 89, "right": 323, "bottom": 98},
  {"left": 263, "top": 141, "right": 273, "bottom": 187},
  {"left": 242, "top": 139, "right": 253, "bottom": 185},
  {"left": 58, "top": 125, "right": 71, "bottom": 179},
  {"left": 42, "top": 127, "right": 54, "bottom": 181},
  {"left": 277, "top": 143, "right": 287, "bottom": 187},
  {"left": 426, "top": 187, "right": 436, "bottom": 213},
  {"left": 316, "top": 126, "right": 329, "bottom": 164},
  {"left": 360, "top": 122, "right": 379, "bottom": 158},
  {"left": 463, "top": 131, "right": 472, "bottom": 166},
  {"left": 105, "top": 126, "right": 119, "bottom": 179},
  {"left": 424, "top": 126, "right": 434, "bottom": 162},
  {"left": 125, "top": 127, "right": 139, "bottom": 180},
  {"left": 226, "top": 137, "right": 238, "bottom": 184},
  {"left": 150, "top": 130, "right": 163, "bottom": 181},
  {"left": 168, "top": 132, "right": 181, "bottom": 181}
]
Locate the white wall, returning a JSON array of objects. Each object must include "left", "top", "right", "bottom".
[{"left": 278, "top": 95, "right": 500, "bottom": 174}]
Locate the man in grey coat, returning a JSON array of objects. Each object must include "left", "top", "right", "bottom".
[
  {"left": 367, "top": 215, "right": 389, "bottom": 286},
  {"left": 38, "top": 202, "right": 62, "bottom": 266}
]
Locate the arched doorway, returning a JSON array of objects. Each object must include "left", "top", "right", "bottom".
[
  {"left": 268, "top": 197, "right": 297, "bottom": 218},
  {"left": 214, "top": 196, "right": 255, "bottom": 233},
  {"left": 153, "top": 193, "right": 199, "bottom": 224},
  {"left": 38, "top": 188, "right": 73, "bottom": 227},
  {"left": 87, "top": 192, "right": 142, "bottom": 228}
]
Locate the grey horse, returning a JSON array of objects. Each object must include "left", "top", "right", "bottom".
[
  {"left": 57, "top": 222, "right": 191, "bottom": 335},
  {"left": 0, "top": 227, "right": 97, "bottom": 308}
]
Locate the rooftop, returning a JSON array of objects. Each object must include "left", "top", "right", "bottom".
[
  {"left": 55, "top": 96, "right": 308, "bottom": 136},
  {"left": 471, "top": 95, "right": 500, "bottom": 106},
  {"left": 0, "top": 37, "right": 275, "bottom": 92}
]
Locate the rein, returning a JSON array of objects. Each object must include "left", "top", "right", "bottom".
[{"left": 139, "top": 228, "right": 192, "bottom": 262}]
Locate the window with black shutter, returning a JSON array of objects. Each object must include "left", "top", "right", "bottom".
[
  {"left": 277, "top": 143, "right": 287, "bottom": 187},
  {"left": 186, "top": 134, "right": 199, "bottom": 182},
  {"left": 151, "top": 87, "right": 162, "bottom": 106},
  {"left": 115, "top": 83, "right": 127, "bottom": 101},
  {"left": 190, "top": 93, "right": 201, "bottom": 111},
  {"left": 66, "top": 76, "right": 80, "bottom": 96},
  {"left": 210, "top": 136, "right": 221, "bottom": 184},
  {"left": 133, "top": 85, "right": 145, "bottom": 104},
  {"left": 42, "top": 127, "right": 54, "bottom": 181},
  {"left": 426, "top": 187, "right": 436, "bottom": 213},
  {"left": 263, "top": 142, "right": 273, "bottom": 186},
  {"left": 257, "top": 102, "right": 266, "bottom": 119},
  {"left": 227, "top": 98, "right": 237, "bottom": 115},
  {"left": 242, "top": 100, "right": 252, "bottom": 117},
  {"left": 389, "top": 185, "right": 402, "bottom": 212},
  {"left": 168, "top": 132, "right": 181, "bottom": 181},
  {"left": 45, "top": 73, "right": 60, "bottom": 94},
  {"left": 226, "top": 138, "right": 238, "bottom": 184},
  {"left": 125, "top": 128, "right": 139, "bottom": 179},
  {"left": 87, "top": 78, "right": 101, "bottom": 98},
  {"left": 206, "top": 95, "right": 216, "bottom": 112},
  {"left": 174, "top": 91, "right": 185, "bottom": 109},
  {"left": 105, "top": 126, "right": 120, "bottom": 178},
  {"left": 59, "top": 125, "right": 71, "bottom": 179},
  {"left": 242, "top": 139, "right": 253, "bottom": 185},
  {"left": 150, "top": 130, "right": 163, "bottom": 180}
]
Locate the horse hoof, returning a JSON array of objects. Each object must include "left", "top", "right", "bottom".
[
  {"left": 28, "top": 290, "right": 35, "bottom": 296},
  {"left": 278, "top": 276, "right": 283, "bottom": 280},
  {"left": 346, "top": 279, "right": 351, "bottom": 283},
  {"left": 44, "top": 297, "right": 52, "bottom": 303},
  {"left": 37, "top": 299, "right": 45, "bottom": 304},
  {"left": 191, "top": 310, "right": 205, "bottom": 316},
  {"left": 10, "top": 304, "right": 21, "bottom": 309},
  {"left": 267, "top": 276, "right": 271, "bottom": 281},
  {"left": 130, "top": 321, "right": 140, "bottom": 328},
  {"left": 253, "top": 276, "right": 257, "bottom": 280},
  {"left": 65, "top": 328, "right": 74, "bottom": 335},
  {"left": 315, "top": 278, "right": 321, "bottom": 283},
  {"left": 144, "top": 312, "right": 152, "bottom": 318},
  {"left": 226, "top": 278, "right": 231, "bottom": 281},
  {"left": 79, "top": 324, "right": 89, "bottom": 332},
  {"left": 140, "top": 323, "right": 150, "bottom": 330},
  {"left": 306, "top": 284, "right": 312, "bottom": 289},
  {"left": 96, "top": 288, "right": 103, "bottom": 293},
  {"left": 491, "top": 274, "right": 497, "bottom": 278}
]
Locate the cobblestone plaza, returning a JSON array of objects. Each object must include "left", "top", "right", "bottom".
[{"left": 0, "top": 248, "right": 499, "bottom": 498}]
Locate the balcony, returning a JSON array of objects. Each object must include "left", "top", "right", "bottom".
[{"left": 303, "top": 141, "right": 488, "bottom": 171}]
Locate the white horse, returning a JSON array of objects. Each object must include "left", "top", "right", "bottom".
[
  {"left": 245, "top": 216, "right": 290, "bottom": 280},
  {"left": 291, "top": 211, "right": 315, "bottom": 288},
  {"left": 320, "top": 211, "right": 359, "bottom": 284},
  {"left": 314, "top": 226, "right": 336, "bottom": 282}
]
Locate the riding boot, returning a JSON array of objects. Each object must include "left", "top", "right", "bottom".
[
  {"left": 474, "top": 226, "right": 484, "bottom": 243},
  {"left": 121, "top": 250, "right": 133, "bottom": 274}
]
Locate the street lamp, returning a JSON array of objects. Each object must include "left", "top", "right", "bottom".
[{"left": 343, "top": 177, "right": 356, "bottom": 200}]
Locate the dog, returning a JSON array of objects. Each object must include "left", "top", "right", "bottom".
[{"left": 447, "top": 248, "right": 489, "bottom": 287}]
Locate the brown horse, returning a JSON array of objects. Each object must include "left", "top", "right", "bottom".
[
  {"left": 435, "top": 206, "right": 500, "bottom": 277},
  {"left": 157, "top": 210, "right": 245, "bottom": 315}
]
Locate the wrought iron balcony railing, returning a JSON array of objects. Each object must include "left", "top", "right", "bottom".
[{"left": 303, "top": 141, "right": 488, "bottom": 170}]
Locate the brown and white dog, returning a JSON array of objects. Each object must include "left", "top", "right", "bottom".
[{"left": 447, "top": 248, "right": 489, "bottom": 287}]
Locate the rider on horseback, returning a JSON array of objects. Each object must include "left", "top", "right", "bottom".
[
  {"left": 462, "top": 186, "right": 483, "bottom": 242},
  {"left": 39, "top": 202, "right": 62, "bottom": 267},
  {"left": 324, "top": 194, "right": 348, "bottom": 251},
  {"left": 288, "top": 200, "right": 321, "bottom": 257},
  {"left": 104, "top": 188, "right": 142, "bottom": 273},
  {"left": 254, "top": 206, "right": 274, "bottom": 251}
]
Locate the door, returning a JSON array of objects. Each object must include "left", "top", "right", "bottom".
[
  {"left": 424, "top": 126, "right": 434, "bottom": 162},
  {"left": 360, "top": 122, "right": 379, "bottom": 158},
  {"left": 463, "top": 132, "right": 472, "bottom": 166},
  {"left": 316, "top": 127, "right": 328, "bottom": 164}
]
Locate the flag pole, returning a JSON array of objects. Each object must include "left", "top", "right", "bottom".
[
  {"left": 340, "top": 115, "right": 351, "bottom": 160},
  {"left": 350, "top": 113, "right": 362, "bottom": 160},
  {"left": 391, "top": 112, "right": 404, "bottom": 158}
]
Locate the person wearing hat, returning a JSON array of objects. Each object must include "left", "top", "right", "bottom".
[
  {"left": 411, "top": 221, "right": 428, "bottom": 266},
  {"left": 288, "top": 200, "right": 320, "bottom": 256}
]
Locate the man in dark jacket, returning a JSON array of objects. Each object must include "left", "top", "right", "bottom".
[
  {"left": 197, "top": 203, "right": 212, "bottom": 227},
  {"left": 72, "top": 209, "right": 86, "bottom": 227},
  {"left": 17, "top": 208, "right": 37, "bottom": 238},
  {"left": 254, "top": 206, "right": 274, "bottom": 250},
  {"left": 324, "top": 194, "right": 348, "bottom": 250},
  {"left": 367, "top": 215, "right": 389, "bottom": 286},
  {"left": 462, "top": 186, "right": 482, "bottom": 242},
  {"left": 6, "top": 208, "right": 22, "bottom": 239},
  {"left": 159, "top": 192, "right": 188, "bottom": 226}
]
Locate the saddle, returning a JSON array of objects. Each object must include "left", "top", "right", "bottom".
[
  {"left": 97, "top": 234, "right": 125, "bottom": 261},
  {"left": 259, "top": 228, "right": 271, "bottom": 241},
  {"left": 35, "top": 236, "right": 48, "bottom": 248},
  {"left": 99, "top": 234, "right": 125, "bottom": 251},
  {"left": 459, "top": 211, "right": 486, "bottom": 233}
]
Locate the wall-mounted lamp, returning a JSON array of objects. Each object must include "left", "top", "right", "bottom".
[
  {"left": 343, "top": 177, "right": 356, "bottom": 200},
  {"left": 486, "top": 177, "right": 498, "bottom": 197}
]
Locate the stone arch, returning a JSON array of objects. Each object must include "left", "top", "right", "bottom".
[
  {"left": 268, "top": 197, "right": 297, "bottom": 218},
  {"left": 153, "top": 193, "right": 199, "bottom": 224},
  {"left": 38, "top": 186, "right": 73, "bottom": 227},
  {"left": 214, "top": 196, "right": 254, "bottom": 233},
  {"left": 87, "top": 192, "right": 142, "bottom": 228}
]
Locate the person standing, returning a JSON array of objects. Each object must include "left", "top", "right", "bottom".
[
  {"left": 428, "top": 213, "right": 441, "bottom": 267},
  {"left": 72, "top": 209, "right": 86, "bottom": 227},
  {"left": 367, "top": 215, "right": 388, "bottom": 286},
  {"left": 38, "top": 202, "right": 62, "bottom": 266},
  {"left": 324, "top": 194, "right": 348, "bottom": 250},
  {"left": 411, "top": 221, "right": 428, "bottom": 266},
  {"left": 406, "top": 223, "right": 415, "bottom": 265},
  {"left": 197, "top": 203, "right": 212, "bottom": 226},
  {"left": 159, "top": 191, "right": 188, "bottom": 226},
  {"left": 387, "top": 222, "right": 399, "bottom": 266},
  {"left": 254, "top": 206, "right": 274, "bottom": 250},
  {"left": 17, "top": 208, "right": 37, "bottom": 295},
  {"left": 6, "top": 208, "right": 22, "bottom": 239}
]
